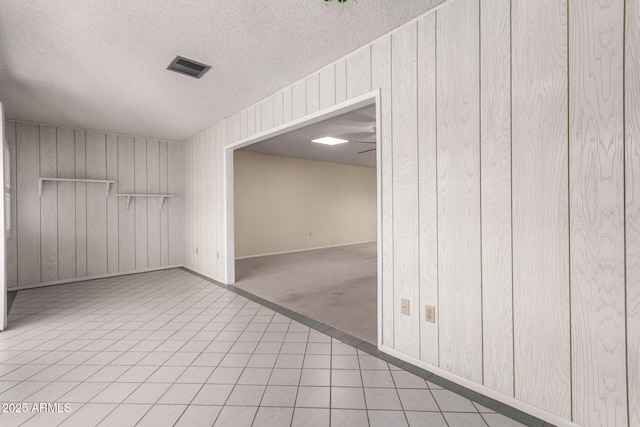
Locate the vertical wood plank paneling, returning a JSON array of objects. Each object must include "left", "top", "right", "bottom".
[
  {"left": 184, "top": 138, "right": 192, "bottom": 267},
  {"left": 106, "top": 134, "right": 119, "bottom": 274},
  {"left": 207, "top": 129, "right": 214, "bottom": 275},
  {"left": 193, "top": 135, "right": 198, "bottom": 269},
  {"left": 168, "top": 142, "right": 184, "bottom": 266},
  {"left": 196, "top": 134, "right": 200, "bottom": 270},
  {"left": 202, "top": 133, "right": 209, "bottom": 273},
  {"left": 189, "top": 135, "right": 194, "bottom": 269},
  {"left": 480, "top": 0, "right": 513, "bottom": 396},
  {"left": 8, "top": 121, "right": 183, "bottom": 286},
  {"left": 319, "top": 65, "right": 336, "bottom": 110},
  {"left": 202, "top": 134, "right": 207, "bottom": 270},
  {"left": 192, "top": 136, "right": 197, "bottom": 269},
  {"left": 212, "top": 125, "right": 219, "bottom": 275},
  {"left": 214, "top": 124, "right": 222, "bottom": 276},
  {"left": 118, "top": 136, "right": 136, "bottom": 272},
  {"left": 628, "top": 0, "right": 640, "bottom": 423},
  {"left": 372, "top": 35, "right": 394, "bottom": 348},
  {"left": 240, "top": 110, "right": 248, "bottom": 140},
  {"left": 200, "top": 133, "right": 206, "bottom": 272},
  {"left": 391, "top": 23, "right": 420, "bottom": 358},
  {"left": 512, "top": 0, "right": 571, "bottom": 418},
  {"left": 255, "top": 104, "right": 263, "bottom": 135},
  {"left": 247, "top": 105, "right": 256, "bottom": 137},
  {"left": 437, "top": 0, "right": 482, "bottom": 383},
  {"left": 232, "top": 113, "right": 241, "bottom": 143},
  {"left": 213, "top": 126, "right": 220, "bottom": 275},
  {"left": 39, "top": 125, "right": 57, "bottom": 283},
  {"left": 85, "top": 131, "right": 107, "bottom": 276},
  {"left": 74, "top": 130, "right": 87, "bottom": 278},
  {"left": 198, "top": 133, "right": 206, "bottom": 272},
  {"left": 220, "top": 124, "right": 227, "bottom": 275},
  {"left": 159, "top": 141, "right": 169, "bottom": 266},
  {"left": 569, "top": 1, "right": 627, "bottom": 425},
  {"left": 336, "top": 58, "right": 347, "bottom": 103},
  {"left": 56, "top": 128, "right": 76, "bottom": 280},
  {"left": 134, "top": 138, "right": 148, "bottom": 269},
  {"left": 184, "top": 138, "right": 189, "bottom": 268},
  {"left": 192, "top": 134, "right": 200, "bottom": 270},
  {"left": 283, "top": 87, "right": 292, "bottom": 123},
  {"left": 222, "top": 120, "right": 231, "bottom": 275},
  {"left": 261, "top": 97, "right": 274, "bottom": 132},
  {"left": 306, "top": 72, "right": 320, "bottom": 114},
  {"left": 417, "top": 15, "right": 439, "bottom": 367},
  {"left": 197, "top": 133, "right": 205, "bottom": 272},
  {"left": 198, "top": 133, "right": 203, "bottom": 271},
  {"left": 5, "top": 121, "right": 17, "bottom": 287},
  {"left": 292, "top": 80, "right": 307, "bottom": 120},
  {"left": 17, "top": 122, "right": 40, "bottom": 286},
  {"left": 171, "top": 1, "right": 636, "bottom": 424},
  {"left": 273, "top": 92, "right": 284, "bottom": 127},
  {"left": 347, "top": 47, "right": 372, "bottom": 99},
  {"left": 146, "top": 139, "right": 161, "bottom": 269}
]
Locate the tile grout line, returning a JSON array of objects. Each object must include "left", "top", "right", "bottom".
[
  {"left": 3, "top": 272, "right": 206, "bottom": 414},
  {"left": 2, "top": 268, "right": 548, "bottom": 426},
  {"left": 183, "top": 267, "right": 548, "bottom": 427}
]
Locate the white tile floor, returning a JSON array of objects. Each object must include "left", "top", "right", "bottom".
[{"left": 0, "top": 269, "right": 525, "bottom": 426}]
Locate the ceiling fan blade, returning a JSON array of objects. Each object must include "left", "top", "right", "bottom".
[
  {"left": 338, "top": 126, "right": 376, "bottom": 141},
  {"left": 352, "top": 140, "right": 376, "bottom": 145},
  {"left": 357, "top": 148, "right": 376, "bottom": 154}
]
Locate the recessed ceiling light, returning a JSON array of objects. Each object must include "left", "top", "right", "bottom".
[
  {"left": 311, "top": 137, "right": 348, "bottom": 146},
  {"left": 167, "top": 56, "right": 211, "bottom": 79}
]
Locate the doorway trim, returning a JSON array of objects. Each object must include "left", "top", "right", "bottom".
[{"left": 223, "top": 89, "right": 382, "bottom": 348}]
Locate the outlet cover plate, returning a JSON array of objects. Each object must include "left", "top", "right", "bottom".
[
  {"left": 401, "top": 298, "right": 410, "bottom": 316},
  {"left": 425, "top": 305, "right": 436, "bottom": 323}
]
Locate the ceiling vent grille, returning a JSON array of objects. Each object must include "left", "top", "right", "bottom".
[{"left": 167, "top": 56, "right": 211, "bottom": 79}]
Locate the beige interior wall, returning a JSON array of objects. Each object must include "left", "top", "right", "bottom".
[{"left": 234, "top": 151, "right": 376, "bottom": 258}]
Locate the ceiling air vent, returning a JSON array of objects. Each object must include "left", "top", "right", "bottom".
[{"left": 167, "top": 56, "right": 211, "bottom": 79}]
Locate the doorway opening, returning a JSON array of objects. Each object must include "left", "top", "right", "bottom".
[{"left": 224, "top": 91, "right": 382, "bottom": 346}]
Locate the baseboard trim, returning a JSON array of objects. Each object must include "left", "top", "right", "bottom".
[
  {"left": 181, "top": 266, "right": 554, "bottom": 427},
  {"left": 235, "top": 240, "right": 377, "bottom": 260},
  {"left": 380, "top": 345, "right": 576, "bottom": 427},
  {"left": 7, "top": 265, "right": 183, "bottom": 292},
  {"left": 181, "top": 266, "right": 225, "bottom": 284}
]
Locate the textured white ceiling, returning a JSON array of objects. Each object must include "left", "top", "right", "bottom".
[
  {"left": 242, "top": 104, "right": 376, "bottom": 168},
  {"left": 0, "top": 0, "right": 444, "bottom": 142}
]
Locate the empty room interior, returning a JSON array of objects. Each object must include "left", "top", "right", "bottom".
[
  {"left": 0, "top": 0, "right": 637, "bottom": 426},
  {"left": 233, "top": 105, "right": 379, "bottom": 344}
]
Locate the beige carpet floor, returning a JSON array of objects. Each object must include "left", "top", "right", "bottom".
[{"left": 234, "top": 242, "right": 377, "bottom": 344}]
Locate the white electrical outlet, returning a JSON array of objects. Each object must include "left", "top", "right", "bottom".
[
  {"left": 425, "top": 305, "right": 436, "bottom": 323},
  {"left": 400, "top": 298, "right": 410, "bottom": 316}
]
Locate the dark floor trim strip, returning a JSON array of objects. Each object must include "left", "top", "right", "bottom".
[
  {"left": 182, "top": 267, "right": 553, "bottom": 427},
  {"left": 7, "top": 291, "right": 17, "bottom": 315}
]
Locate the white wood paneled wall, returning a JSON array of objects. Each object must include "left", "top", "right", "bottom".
[
  {"left": 512, "top": 0, "right": 571, "bottom": 419},
  {"left": 437, "top": 0, "right": 482, "bottom": 385},
  {"left": 627, "top": 0, "right": 640, "bottom": 424},
  {"left": 371, "top": 36, "right": 394, "bottom": 350},
  {"left": 570, "top": 0, "right": 627, "bottom": 425},
  {"left": 182, "top": 0, "right": 638, "bottom": 424},
  {"left": 4, "top": 120, "right": 184, "bottom": 288},
  {"left": 480, "top": 0, "right": 513, "bottom": 397}
]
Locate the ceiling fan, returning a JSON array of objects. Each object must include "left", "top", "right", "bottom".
[
  {"left": 352, "top": 140, "right": 376, "bottom": 154},
  {"left": 347, "top": 125, "right": 376, "bottom": 154}
]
